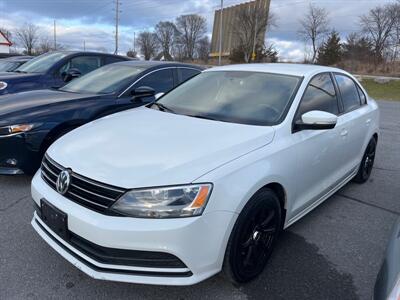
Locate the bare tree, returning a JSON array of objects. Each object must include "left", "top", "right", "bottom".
[
  {"left": 232, "top": 5, "right": 277, "bottom": 63},
  {"left": 298, "top": 4, "right": 330, "bottom": 63},
  {"left": 35, "top": 37, "right": 53, "bottom": 55},
  {"left": 196, "top": 36, "right": 210, "bottom": 62},
  {"left": 360, "top": 3, "right": 400, "bottom": 63},
  {"left": 155, "top": 21, "right": 178, "bottom": 60},
  {"left": 137, "top": 31, "right": 159, "bottom": 60},
  {"left": 15, "top": 23, "right": 40, "bottom": 55},
  {"left": 175, "top": 14, "right": 207, "bottom": 60},
  {"left": 126, "top": 49, "right": 138, "bottom": 58}
]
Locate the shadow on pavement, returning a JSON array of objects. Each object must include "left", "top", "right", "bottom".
[{"left": 238, "top": 231, "right": 359, "bottom": 300}]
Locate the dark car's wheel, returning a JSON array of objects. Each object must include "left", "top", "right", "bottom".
[
  {"left": 353, "top": 137, "right": 377, "bottom": 184},
  {"left": 223, "top": 188, "right": 282, "bottom": 284}
]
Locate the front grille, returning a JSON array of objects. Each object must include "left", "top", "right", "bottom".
[
  {"left": 41, "top": 154, "right": 127, "bottom": 214},
  {"left": 34, "top": 217, "right": 192, "bottom": 276}
]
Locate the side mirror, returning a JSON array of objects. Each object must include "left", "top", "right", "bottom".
[
  {"left": 155, "top": 92, "right": 164, "bottom": 100},
  {"left": 63, "top": 68, "right": 82, "bottom": 82},
  {"left": 131, "top": 86, "right": 156, "bottom": 101},
  {"left": 295, "top": 110, "right": 337, "bottom": 131}
]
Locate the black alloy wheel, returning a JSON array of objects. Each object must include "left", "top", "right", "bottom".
[
  {"left": 223, "top": 188, "right": 282, "bottom": 284},
  {"left": 354, "top": 137, "right": 377, "bottom": 183}
]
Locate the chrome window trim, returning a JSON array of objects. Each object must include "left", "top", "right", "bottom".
[{"left": 118, "top": 67, "right": 177, "bottom": 98}]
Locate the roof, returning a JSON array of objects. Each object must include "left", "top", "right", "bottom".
[
  {"left": 3, "top": 56, "right": 32, "bottom": 62},
  {"left": 204, "top": 63, "right": 345, "bottom": 77},
  {"left": 112, "top": 60, "right": 205, "bottom": 70},
  {"left": 0, "top": 31, "right": 12, "bottom": 46}
]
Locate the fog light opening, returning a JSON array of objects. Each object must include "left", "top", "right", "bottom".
[{"left": 6, "top": 159, "right": 18, "bottom": 166}]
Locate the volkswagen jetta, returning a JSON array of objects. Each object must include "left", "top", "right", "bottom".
[{"left": 31, "top": 64, "right": 379, "bottom": 285}]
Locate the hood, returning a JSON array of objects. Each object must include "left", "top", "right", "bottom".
[
  {"left": 0, "top": 89, "right": 98, "bottom": 125},
  {"left": 48, "top": 107, "right": 275, "bottom": 188},
  {"left": 0, "top": 72, "right": 43, "bottom": 95},
  {"left": 0, "top": 71, "right": 42, "bottom": 81}
]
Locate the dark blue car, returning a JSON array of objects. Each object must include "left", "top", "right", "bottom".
[
  {"left": 0, "top": 51, "right": 129, "bottom": 95},
  {"left": 0, "top": 56, "right": 33, "bottom": 72},
  {"left": 0, "top": 61, "right": 203, "bottom": 175}
]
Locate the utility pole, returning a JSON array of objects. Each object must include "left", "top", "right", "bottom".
[
  {"left": 252, "top": 0, "right": 260, "bottom": 62},
  {"left": 218, "top": 0, "right": 223, "bottom": 65},
  {"left": 83, "top": 40, "right": 86, "bottom": 51},
  {"left": 114, "top": 0, "right": 121, "bottom": 54},
  {"left": 133, "top": 32, "right": 136, "bottom": 53},
  {"left": 53, "top": 20, "right": 57, "bottom": 50}
]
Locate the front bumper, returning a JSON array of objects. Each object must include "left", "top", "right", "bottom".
[
  {"left": 0, "top": 132, "right": 43, "bottom": 175},
  {"left": 31, "top": 172, "right": 236, "bottom": 285}
]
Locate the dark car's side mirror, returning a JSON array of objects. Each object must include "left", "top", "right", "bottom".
[
  {"left": 131, "top": 86, "right": 156, "bottom": 102},
  {"left": 63, "top": 68, "right": 82, "bottom": 82}
]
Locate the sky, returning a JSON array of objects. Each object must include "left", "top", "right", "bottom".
[{"left": 0, "top": 0, "right": 395, "bottom": 61}]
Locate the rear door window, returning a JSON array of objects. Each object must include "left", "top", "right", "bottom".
[
  {"left": 178, "top": 68, "right": 201, "bottom": 83},
  {"left": 104, "top": 56, "right": 125, "bottom": 66},
  {"left": 334, "top": 74, "right": 361, "bottom": 112}
]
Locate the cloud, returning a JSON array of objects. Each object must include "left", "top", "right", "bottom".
[
  {"left": 0, "top": 0, "right": 396, "bottom": 56},
  {"left": 268, "top": 38, "right": 305, "bottom": 62}
]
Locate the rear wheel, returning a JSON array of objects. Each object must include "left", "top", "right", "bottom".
[
  {"left": 353, "top": 137, "right": 377, "bottom": 183},
  {"left": 223, "top": 188, "right": 282, "bottom": 284}
]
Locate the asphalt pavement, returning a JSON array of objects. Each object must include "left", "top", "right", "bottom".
[{"left": 0, "top": 100, "right": 399, "bottom": 300}]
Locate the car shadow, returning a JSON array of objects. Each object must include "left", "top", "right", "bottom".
[{"left": 236, "top": 230, "right": 359, "bottom": 299}]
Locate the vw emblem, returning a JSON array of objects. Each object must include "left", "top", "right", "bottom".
[{"left": 56, "top": 170, "right": 71, "bottom": 195}]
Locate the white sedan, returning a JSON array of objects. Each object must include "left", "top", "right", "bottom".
[{"left": 31, "top": 64, "right": 379, "bottom": 285}]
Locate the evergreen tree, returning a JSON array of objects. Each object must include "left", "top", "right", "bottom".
[
  {"left": 317, "top": 31, "right": 342, "bottom": 65},
  {"left": 342, "top": 33, "right": 375, "bottom": 62}
]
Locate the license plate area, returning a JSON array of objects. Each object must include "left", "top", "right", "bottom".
[{"left": 40, "top": 199, "right": 69, "bottom": 240}]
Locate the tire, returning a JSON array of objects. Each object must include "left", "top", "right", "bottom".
[
  {"left": 223, "top": 188, "right": 282, "bottom": 285},
  {"left": 353, "top": 137, "right": 377, "bottom": 184}
]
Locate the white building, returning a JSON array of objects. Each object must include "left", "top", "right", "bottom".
[{"left": 0, "top": 31, "right": 12, "bottom": 53}]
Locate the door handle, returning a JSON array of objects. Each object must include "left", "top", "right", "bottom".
[
  {"left": 340, "top": 130, "right": 348, "bottom": 137},
  {"left": 366, "top": 119, "right": 371, "bottom": 125}
]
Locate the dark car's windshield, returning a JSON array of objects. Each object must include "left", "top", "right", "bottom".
[
  {"left": 0, "top": 61, "right": 20, "bottom": 72},
  {"left": 15, "top": 52, "right": 68, "bottom": 73},
  {"left": 154, "top": 71, "right": 301, "bottom": 126},
  {"left": 59, "top": 64, "right": 144, "bottom": 95}
]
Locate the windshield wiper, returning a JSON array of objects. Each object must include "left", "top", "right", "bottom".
[
  {"left": 14, "top": 70, "right": 27, "bottom": 73},
  {"left": 186, "top": 114, "right": 219, "bottom": 121},
  {"left": 152, "top": 102, "right": 175, "bottom": 113}
]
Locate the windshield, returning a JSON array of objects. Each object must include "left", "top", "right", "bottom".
[
  {"left": 59, "top": 64, "right": 144, "bottom": 94},
  {"left": 154, "top": 71, "right": 301, "bottom": 126},
  {"left": 0, "top": 61, "right": 19, "bottom": 72},
  {"left": 15, "top": 52, "right": 68, "bottom": 73}
]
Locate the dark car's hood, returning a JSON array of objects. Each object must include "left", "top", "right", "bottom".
[
  {"left": 0, "top": 72, "right": 42, "bottom": 81},
  {"left": 0, "top": 89, "right": 99, "bottom": 124}
]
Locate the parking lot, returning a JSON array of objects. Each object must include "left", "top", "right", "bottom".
[{"left": 0, "top": 99, "right": 399, "bottom": 300}]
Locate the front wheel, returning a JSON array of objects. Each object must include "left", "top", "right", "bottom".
[
  {"left": 223, "top": 188, "right": 282, "bottom": 284},
  {"left": 353, "top": 137, "right": 377, "bottom": 183}
]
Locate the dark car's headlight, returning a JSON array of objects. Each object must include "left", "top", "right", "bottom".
[
  {"left": 0, "top": 81, "right": 8, "bottom": 90},
  {"left": 0, "top": 124, "right": 40, "bottom": 136},
  {"left": 111, "top": 184, "right": 213, "bottom": 218}
]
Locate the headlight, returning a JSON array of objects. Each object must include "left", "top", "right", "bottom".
[
  {"left": 111, "top": 184, "right": 213, "bottom": 218},
  {"left": 0, "top": 123, "right": 39, "bottom": 136},
  {"left": 0, "top": 81, "right": 7, "bottom": 90}
]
